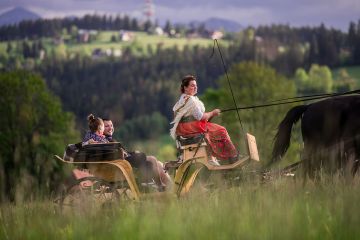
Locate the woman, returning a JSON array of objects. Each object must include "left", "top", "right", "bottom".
[
  {"left": 83, "top": 114, "right": 109, "bottom": 144},
  {"left": 170, "top": 75, "right": 238, "bottom": 163}
]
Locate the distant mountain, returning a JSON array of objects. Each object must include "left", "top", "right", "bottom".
[
  {"left": 190, "top": 17, "right": 243, "bottom": 32},
  {"left": 64, "top": 15, "right": 78, "bottom": 21},
  {"left": 0, "top": 7, "right": 41, "bottom": 26}
]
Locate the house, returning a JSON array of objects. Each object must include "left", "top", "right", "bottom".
[
  {"left": 210, "top": 31, "right": 224, "bottom": 40},
  {"left": 112, "top": 49, "right": 122, "bottom": 57},
  {"left": 92, "top": 48, "right": 122, "bottom": 59},
  {"left": 78, "top": 29, "right": 98, "bottom": 43},
  {"left": 53, "top": 36, "right": 64, "bottom": 45},
  {"left": 155, "top": 27, "right": 164, "bottom": 36},
  {"left": 185, "top": 30, "right": 201, "bottom": 39},
  {"left": 119, "top": 30, "right": 134, "bottom": 42}
]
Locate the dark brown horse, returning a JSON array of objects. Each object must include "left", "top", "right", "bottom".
[{"left": 271, "top": 95, "right": 360, "bottom": 176}]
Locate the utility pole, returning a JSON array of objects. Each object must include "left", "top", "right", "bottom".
[{"left": 143, "top": 0, "right": 155, "bottom": 23}]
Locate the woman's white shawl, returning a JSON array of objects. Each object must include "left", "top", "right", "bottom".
[{"left": 170, "top": 94, "right": 205, "bottom": 139}]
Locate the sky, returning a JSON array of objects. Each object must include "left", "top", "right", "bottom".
[{"left": 0, "top": 0, "right": 359, "bottom": 31}]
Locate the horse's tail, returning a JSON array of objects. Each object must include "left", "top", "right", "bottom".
[{"left": 269, "top": 105, "right": 309, "bottom": 165}]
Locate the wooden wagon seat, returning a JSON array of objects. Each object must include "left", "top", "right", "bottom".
[
  {"left": 174, "top": 133, "right": 261, "bottom": 171},
  {"left": 63, "top": 142, "right": 125, "bottom": 162},
  {"left": 55, "top": 142, "right": 141, "bottom": 200},
  {"left": 164, "top": 134, "right": 207, "bottom": 170},
  {"left": 176, "top": 133, "right": 206, "bottom": 146}
]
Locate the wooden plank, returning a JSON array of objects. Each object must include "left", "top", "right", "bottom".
[
  {"left": 246, "top": 133, "right": 260, "bottom": 162},
  {"left": 204, "top": 156, "right": 250, "bottom": 170}
]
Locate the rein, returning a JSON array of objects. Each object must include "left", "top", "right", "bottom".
[
  {"left": 210, "top": 40, "right": 360, "bottom": 114},
  {"left": 221, "top": 89, "right": 360, "bottom": 113},
  {"left": 210, "top": 39, "right": 245, "bottom": 136}
]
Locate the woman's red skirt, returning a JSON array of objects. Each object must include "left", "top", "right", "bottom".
[{"left": 176, "top": 120, "right": 238, "bottom": 160}]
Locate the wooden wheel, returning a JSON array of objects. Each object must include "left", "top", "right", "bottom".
[{"left": 58, "top": 177, "right": 133, "bottom": 212}]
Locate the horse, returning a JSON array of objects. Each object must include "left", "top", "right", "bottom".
[{"left": 270, "top": 95, "right": 360, "bottom": 177}]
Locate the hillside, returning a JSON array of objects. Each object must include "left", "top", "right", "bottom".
[
  {"left": 0, "top": 7, "right": 40, "bottom": 26},
  {"left": 0, "top": 30, "right": 224, "bottom": 58},
  {"left": 67, "top": 31, "right": 218, "bottom": 56}
]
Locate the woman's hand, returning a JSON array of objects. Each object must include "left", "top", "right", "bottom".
[
  {"left": 202, "top": 109, "right": 221, "bottom": 121},
  {"left": 211, "top": 109, "right": 221, "bottom": 117}
]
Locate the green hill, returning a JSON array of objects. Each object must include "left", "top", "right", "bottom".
[
  {"left": 0, "top": 30, "right": 224, "bottom": 58},
  {"left": 69, "top": 31, "right": 217, "bottom": 56}
]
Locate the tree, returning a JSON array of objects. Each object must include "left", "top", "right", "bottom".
[
  {"left": 131, "top": 18, "right": 139, "bottom": 31},
  {"left": 272, "top": 43, "right": 305, "bottom": 76},
  {"left": 294, "top": 64, "right": 333, "bottom": 95},
  {"left": 308, "top": 34, "right": 319, "bottom": 65},
  {"left": 201, "top": 62, "right": 298, "bottom": 163},
  {"left": 6, "top": 42, "right": 12, "bottom": 54},
  {"left": 70, "top": 25, "right": 78, "bottom": 41},
  {"left": 53, "top": 43, "right": 67, "bottom": 60},
  {"left": 333, "top": 68, "right": 356, "bottom": 92},
  {"left": 111, "top": 34, "right": 117, "bottom": 42},
  {"left": 308, "top": 64, "right": 333, "bottom": 93},
  {"left": 22, "top": 41, "right": 32, "bottom": 58},
  {"left": 351, "top": 20, "right": 360, "bottom": 65},
  {"left": 164, "top": 20, "right": 172, "bottom": 35},
  {"left": 114, "top": 112, "right": 167, "bottom": 144},
  {"left": 123, "top": 15, "right": 131, "bottom": 30},
  {"left": 0, "top": 71, "right": 79, "bottom": 201},
  {"left": 143, "top": 20, "right": 152, "bottom": 32},
  {"left": 294, "top": 68, "right": 309, "bottom": 93}
]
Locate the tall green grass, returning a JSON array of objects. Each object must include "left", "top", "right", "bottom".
[{"left": 1, "top": 175, "right": 360, "bottom": 239}]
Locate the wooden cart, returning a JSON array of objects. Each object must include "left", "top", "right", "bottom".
[{"left": 54, "top": 133, "right": 260, "bottom": 210}]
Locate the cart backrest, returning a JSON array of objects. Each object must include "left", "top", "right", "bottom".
[{"left": 64, "top": 142, "right": 125, "bottom": 162}]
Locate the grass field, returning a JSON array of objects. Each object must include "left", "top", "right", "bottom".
[
  {"left": 0, "top": 31, "right": 219, "bottom": 58},
  {"left": 1, "top": 175, "right": 360, "bottom": 239},
  {"left": 67, "top": 31, "right": 217, "bottom": 56}
]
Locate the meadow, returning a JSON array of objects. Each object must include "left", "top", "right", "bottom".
[
  {"left": 66, "top": 31, "right": 217, "bottom": 56},
  {"left": 1, "top": 26, "right": 360, "bottom": 240},
  {"left": 1, "top": 175, "right": 360, "bottom": 239},
  {"left": 0, "top": 30, "right": 219, "bottom": 58}
]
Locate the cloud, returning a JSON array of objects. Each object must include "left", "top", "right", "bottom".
[
  {"left": 155, "top": 5, "right": 273, "bottom": 26},
  {"left": 0, "top": 0, "right": 357, "bottom": 30},
  {"left": 0, "top": 0, "right": 137, "bottom": 12},
  {"left": 28, "top": 6, "right": 96, "bottom": 18},
  {"left": 154, "top": 0, "right": 359, "bottom": 26}
]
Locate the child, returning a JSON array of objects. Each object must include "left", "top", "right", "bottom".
[{"left": 83, "top": 114, "right": 109, "bottom": 144}]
